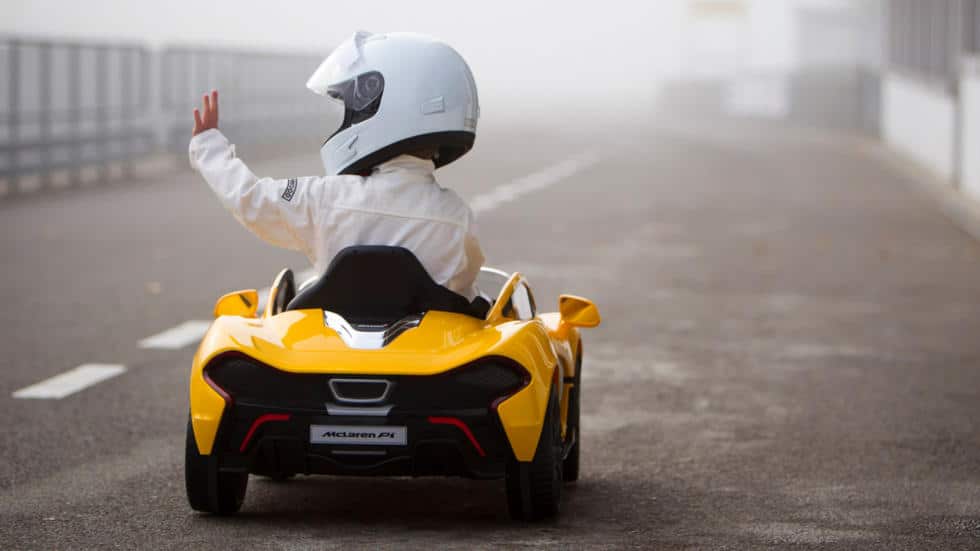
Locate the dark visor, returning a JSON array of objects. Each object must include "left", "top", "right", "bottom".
[{"left": 326, "top": 71, "right": 385, "bottom": 112}]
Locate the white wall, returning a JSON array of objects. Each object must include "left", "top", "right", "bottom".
[
  {"left": 882, "top": 72, "right": 957, "bottom": 180},
  {"left": 725, "top": 76, "right": 789, "bottom": 118},
  {"left": 961, "top": 59, "right": 980, "bottom": 202}
]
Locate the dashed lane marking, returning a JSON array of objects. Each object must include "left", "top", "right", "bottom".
[
  {"left": 470, "top": 151, "right": 601, "bottom": 213},
  {"left": 138, "top": 320, "right": 212, "bottom": 350},
  {"left": 13, "top": 364, "right": 127, "bottom": 399}
]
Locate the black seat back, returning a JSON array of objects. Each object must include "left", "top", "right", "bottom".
[{"left": 285, "top": 246, "right": 483, "bottom": 323}]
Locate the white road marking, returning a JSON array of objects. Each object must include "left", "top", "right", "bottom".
[
  {"left": 470, "top": 151, "right": 601, "bottom": 213},
  {"left": 13, "top": 364, "right": 126, "bottom": 399},
  {"left": 138, "top": 320, "right": 211, "bottom": 350}
]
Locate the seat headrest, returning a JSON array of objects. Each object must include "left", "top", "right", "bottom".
[{"left": 285, "top": 246, "right": 480, "bottom": 323}]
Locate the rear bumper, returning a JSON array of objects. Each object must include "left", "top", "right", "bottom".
[{"left": 213, "top": 402, "right": 513, "bottom": 479}]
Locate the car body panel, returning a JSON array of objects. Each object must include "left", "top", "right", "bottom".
[{"left": 189, "top": 307, "right": 581, "bottom": 460}]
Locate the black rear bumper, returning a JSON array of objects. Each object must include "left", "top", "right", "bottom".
[{"left": 214, "top": 403, "right": 513, "bottom": 480}]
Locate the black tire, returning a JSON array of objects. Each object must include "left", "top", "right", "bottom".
[
  {"left": 185, "top": 418, "right": 248, "bottom": 514},
  {"left": 562, "top": 350, "right": 582, "bottom": 482},
  {"left": 505, "top": 389, "right": 563, "bottom": 521}
]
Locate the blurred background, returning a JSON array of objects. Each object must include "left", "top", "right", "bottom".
[
  {"left": 1, "top": 0, "right": 978, "bottom": 194},
  {"left": 2, "top": 0, "right": 979, "bottom": 195},
  {"left": 4, "top": 1, "right": 980, "bottom": 548}
]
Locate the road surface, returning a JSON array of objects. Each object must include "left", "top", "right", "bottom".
[{"left": 2, "top": 119, "right": 980, "bottom": 549}]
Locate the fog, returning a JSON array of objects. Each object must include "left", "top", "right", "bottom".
[
  {"left": 2, "top": 0, "right": 880, "bottom": 134},
  {"left": 2, "top": 0, "right": 691, "bottom": 122}
]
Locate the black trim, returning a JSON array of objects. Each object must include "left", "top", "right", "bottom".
[
  {"left": 324, "top": 71, "right": 386, "bottom": 143},
  {"left": 286, "top": 245, "right": 488, "bottom": 322},
  {"left": 340, "top": 131, "right": 475, "bottom": 176},
  {"left": 206, "top": 355, "right": 529, "bottom": 412},
  {"left": 201, "top": 353, "right": 531, "bottom": 479},
  {"left": 281, "top": 178, "right": 298, "bottom": 202},
  {"left": 213, "top": 401, "right": 514, "bottom": 480}
]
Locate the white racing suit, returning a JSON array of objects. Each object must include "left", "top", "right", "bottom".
[{"left": 189, "top": 129, "right": 485, "bottom": 299}]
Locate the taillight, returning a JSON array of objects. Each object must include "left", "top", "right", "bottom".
[
  {"left": 202, "top": 367, "right": 232, "bottom": 405},
  {"left": 428, "top": 416, "right": 485, "bottom": 456},
  {"left": 447, "top": 358, "right": 530, "bottom": 411}
]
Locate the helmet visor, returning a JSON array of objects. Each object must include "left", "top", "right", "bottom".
[
  {"left": 326, "top": 71, "right": 385, "bottom": 112},
  {"left": 317, "top": 71, "right": 385, "bottom": 145},
  {"left": 306, "top": 30, "right": 372, "bottom": 96}
]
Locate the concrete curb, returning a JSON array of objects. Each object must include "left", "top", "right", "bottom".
[{"left": 857, "top": 137, "right": 980, "bottom": 244}]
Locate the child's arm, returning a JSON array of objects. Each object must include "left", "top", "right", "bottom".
[{"left": 189, "top": 90, "right": 323, "bottom": 254}]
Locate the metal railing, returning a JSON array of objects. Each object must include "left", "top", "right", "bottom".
[
  {"left": 0, "top": 36, "right": 326, "bottom": 199},
  {"left": 968, "top": 0, "right": 980, "bottom": 53},
  {"left": 159, "top": 46, "right": 325, "bottom": 153},
  {"left": 887, "top": 0, "right": 969, "bottom": 89},
  {"left": 0, "top": 38, "right": 154, "bottom": 193}
]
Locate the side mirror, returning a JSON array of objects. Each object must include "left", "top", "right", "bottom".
[
  {"left": 559, "top": 295, "right": 600, "bottom": 328},
  {"left": 214, "top": 289, "right": 259, "bottom": 318}
]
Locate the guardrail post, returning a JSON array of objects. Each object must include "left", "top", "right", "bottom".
[
  {"left": 39, "top": 42, "right": 52, "bottom": 189},
  {"left": 121, "top": 47, "right": 133, "bottom": 180},
  {"left": 68, "top": 45, "right": 81, "bottom": 187},
  {"left": 95, "top": 45, "right": 108, "bottom": 183},
  {"left": 8, "top": 40, "right": 20, "bottom": 192},
  {"left": 141, "top": 48, "right": 151, "bottom": 160}
]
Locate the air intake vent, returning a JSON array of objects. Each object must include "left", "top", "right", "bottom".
[{"left": 329, "top": 378, "right": 393, "bottom": 404}]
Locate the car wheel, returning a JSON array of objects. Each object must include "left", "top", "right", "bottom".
[
  {"left": 185, "top": 418, "right": 248, "bottom": 514},
  {"left": 505, "top": 389, "right": 562, "bottom": 521},
  {"left": 562, "top": 351, "right": 582, "bottom": 482}
]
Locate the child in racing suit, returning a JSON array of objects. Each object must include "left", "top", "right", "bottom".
[{"left": 189, "top": 32, "right": 484, "bottom": 301}]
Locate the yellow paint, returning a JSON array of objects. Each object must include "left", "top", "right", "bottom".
[
  {"left": 213, "top": 289, "right": 258, "bottom": 318},
  {"left": 189, "top": 278, "right": 601, "bottom": 462},
  {"left": 189, "top": 344, "right": 226, "bottom": 455},
  {"left": 484, "top": 272, "right": 522, "bottom": 325}
]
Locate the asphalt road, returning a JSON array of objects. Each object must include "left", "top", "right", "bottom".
[{"left": 2, "top": 118, "right": 980, "bottom": 549}]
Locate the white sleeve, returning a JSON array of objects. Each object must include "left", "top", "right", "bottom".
[
  {"left": 448, "top": 208, "right": 486, "bottom": 301},
  {"left": 189, "top": 129, "right": 324, "bottom": 253}
]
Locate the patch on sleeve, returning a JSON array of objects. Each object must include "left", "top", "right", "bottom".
[{"left": 282, "top": 178, "right": 298, "bottom": 202}]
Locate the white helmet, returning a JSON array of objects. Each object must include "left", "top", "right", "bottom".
[{"left": 307, "top": 31, "right": 480, "bottom": 176}]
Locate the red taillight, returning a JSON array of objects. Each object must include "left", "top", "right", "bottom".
[
  {"left": 203, "top": 368, "right": 232, "bottom": 405},
  {"left": 490, "top": 366, "right": 531, "bottom": 412},
  {"left": 239, "top": 413, "right": 291, "bottom": 453},
  {"left": 428, "top": 416, "right": 485, "bottom": 457}
]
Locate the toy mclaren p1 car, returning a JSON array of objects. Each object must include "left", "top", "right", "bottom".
[{"left": 185, "top": 246, "right": 600, "bottom": 520}]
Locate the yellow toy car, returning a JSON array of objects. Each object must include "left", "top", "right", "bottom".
[{"left": 185, "top": 246, "right": 600, "bottom": 520}]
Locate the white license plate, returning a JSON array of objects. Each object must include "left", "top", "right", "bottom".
[{"left": 310, "top": 425, "right": 407, "bottom": 446}]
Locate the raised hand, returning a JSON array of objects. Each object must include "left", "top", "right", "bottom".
[{"left": 192, "top": 90, "right": 219, "bottom": 136}]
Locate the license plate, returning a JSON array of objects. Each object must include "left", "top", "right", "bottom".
[{"left": 310, "top": 425, "right": 407, "bottom": 446}]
